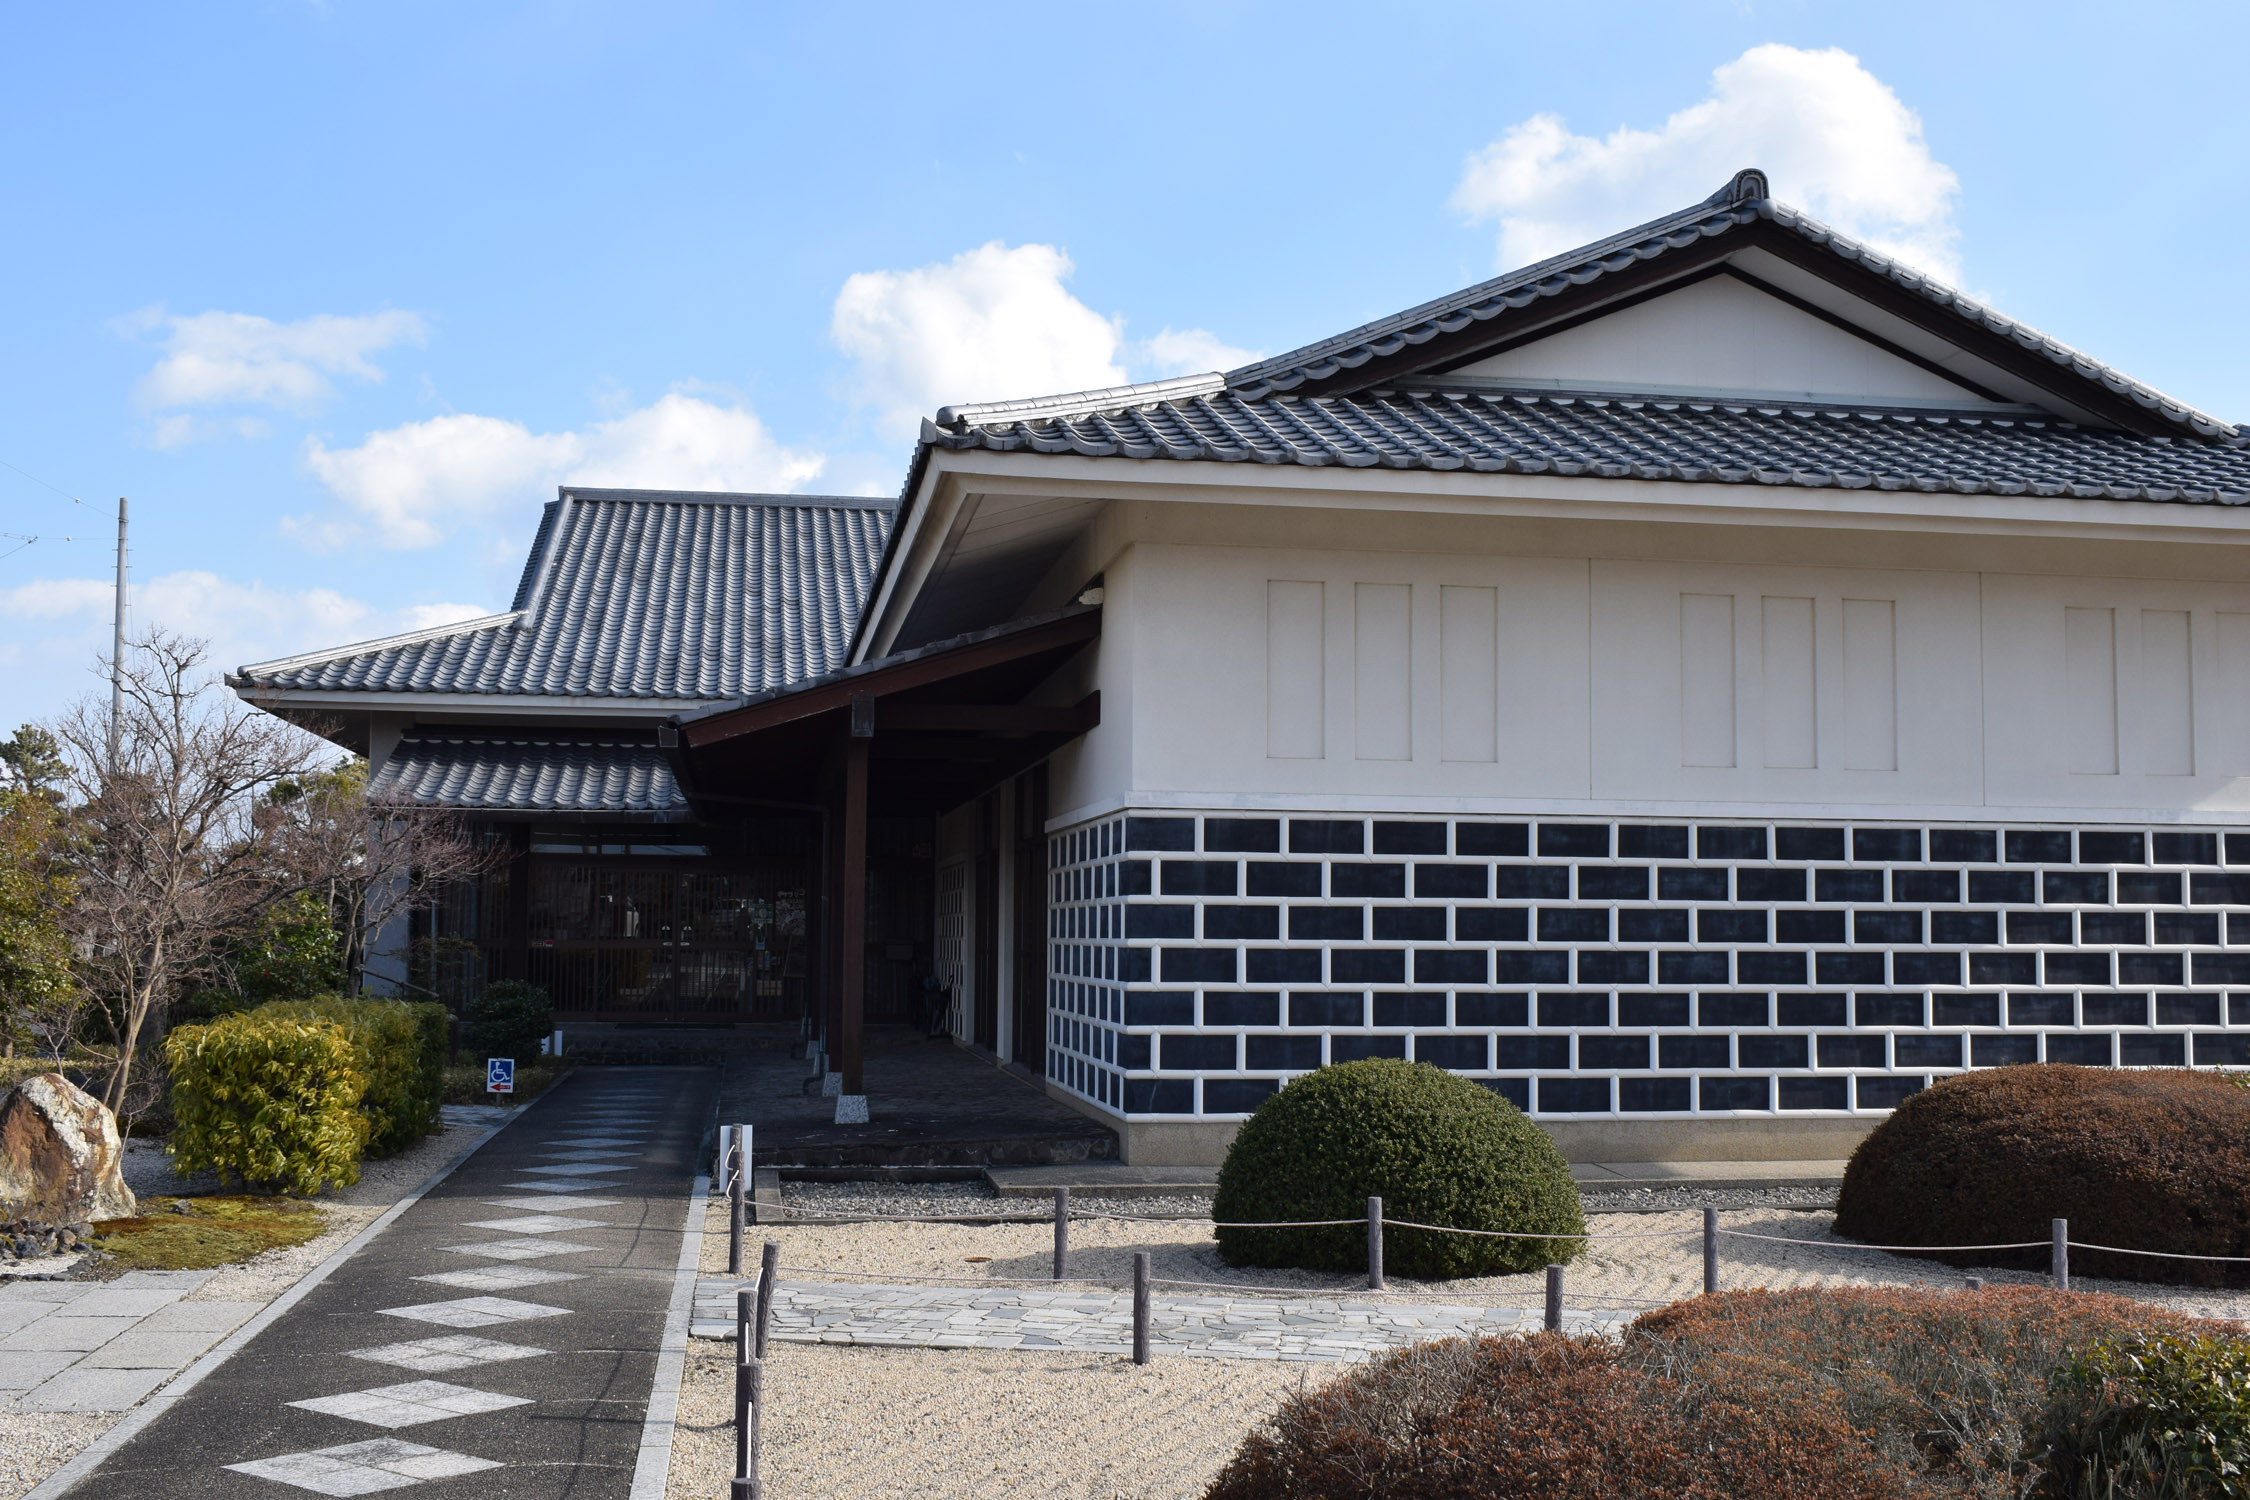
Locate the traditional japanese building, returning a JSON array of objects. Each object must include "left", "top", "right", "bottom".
[{"left": 236, "top": 170, "right": 2250, "bottom": 1165}]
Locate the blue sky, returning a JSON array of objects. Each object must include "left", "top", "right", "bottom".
[{"left": 4, "top": 2, "right": 2246, "bottom": 731}]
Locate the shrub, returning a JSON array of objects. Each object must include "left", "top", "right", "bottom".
[
  {"left": 2038, "top": 1333, "right": 2250, "bottom": 1498},
  {"left": 164, "top": 1011, "right": 368, "bottom": 1194},
  {"left": 1205, "top": 1286, "right": 2237, "bottom": 1500},
  {"left": 1834, "top": 1065, "right": 2250, "bottom": 1286},
  {"left": 463, "top": 980, "right": 551, "bottom": 1066},
  {"left": 258, "top": 998, "right": 445, "bottom": 1157},
  {"left": 1211, "top": 1058, "right": 1583, "bottom": 1278}
]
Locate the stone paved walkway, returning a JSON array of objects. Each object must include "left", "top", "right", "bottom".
[
  {"left": 691, "top": 1277, "right": 1624, "bottom": 1359},
  {"left": 0, "top": 1272, "right": 260, "bottom": 1413}
]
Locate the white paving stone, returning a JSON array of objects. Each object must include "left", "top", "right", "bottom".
[
  {"left": 501, "top": 1179, "right": 623, "bottom": 1194},
  {"left": 441, "top": 1238, "right": 598, "bottom": 1262},
  {"left": 414, "top": 1266, "right": 582, "bottom": 1292},
  {"left": 289, "top": 1380, "right": 532, "bottom": 1429},
  {"left": 346, "top": 1336, "right": 550, "bottom": 1373},
  {"left": 226, "top": 1437, "right": 500, "bottom": 1495},
  {"left": 516, "top": 1163, "right": 627, "bottom": 1177},
  {"left": 543, "top": 1137, "right": 643, "bottom": 1148},
  {"left": 377, "top": 1296, "right": 569, "bottom": 1328},
  {"left": 481, "top": 1195, "right": 621, "bottom": 1212},
  {"left": 534, "top": 1148, "right": 637, "bottom": 1160},
  {"left": 462, "top": 1215, "right": 608, "bottom": 1234}
]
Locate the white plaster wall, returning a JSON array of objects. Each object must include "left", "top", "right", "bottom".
[{"left": 1045, "top": 531, "right": 2250, "bottom": 827}]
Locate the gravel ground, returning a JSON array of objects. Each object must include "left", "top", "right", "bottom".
[
  {"left": 664, "top": 1338, "right": 1305, "bottom": 1500},
  {"left": 1, "top": 1110, "right": 505, "bottom": 1500},
  {"left": 774, "top": 1179, "right": 1837, "bottom": 1221},
  {"left": 1580, "top": 1184, "right": 1839, "bottom": 1213}
]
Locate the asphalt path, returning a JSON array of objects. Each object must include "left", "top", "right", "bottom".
[{"left": 65, "top": 1066, "right": 715, "bottom": 1499}]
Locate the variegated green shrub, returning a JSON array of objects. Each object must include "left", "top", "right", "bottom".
[{"left": 165, "top": 1012, "right": 369, "bottom": 1194}]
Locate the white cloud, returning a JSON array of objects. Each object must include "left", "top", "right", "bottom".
[
  {"left": 128, "top": 308, "right": 428, "bottom": 422},
  {"left": 1451, "top": 44, "right": 1962, "bottom": 285},
  {"left": 299, "top": 391, "right": 825, "bottom": 549},
  {"left": 831, "top": 241, "right": 1261, "bottom": 435}
]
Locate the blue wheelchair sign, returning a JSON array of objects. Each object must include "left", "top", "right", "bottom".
[{"left": 486, "top": 1057, "right": 515, "bottom": 1094}]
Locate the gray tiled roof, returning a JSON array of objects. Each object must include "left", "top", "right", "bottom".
[
  {"left": 923, "top": 387, "right": 2250, "bottom": 504},
  {"left": 234, "top": 489, "right": 894, "bottom": 700},
  {"left": 369, "top": 733, "right": 685, "bottom": 813},
  {"left": 1221, "top": 170, "right": 2235, "bottom": 440}
]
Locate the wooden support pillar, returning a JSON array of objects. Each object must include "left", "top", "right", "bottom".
[{"left": 838, "top": 696, "right": 873, "bottom": 1099}]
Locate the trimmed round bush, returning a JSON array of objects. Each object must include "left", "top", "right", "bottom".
[
  {"left": 464, "top": 980, "right": 552, "bottom": 1067},
  {"left": 1212, "top": 1058, "right": 1584, "bottom": 1278},
  {"left": 1834, "top": 1065, "right": 2250, "bottom": 1287},
  {"left": 258, "top": 998, "right": 446, "bottom": 1158},
  {"left": 164, "top": 1012, "right": 369, "bottom": 1195}
]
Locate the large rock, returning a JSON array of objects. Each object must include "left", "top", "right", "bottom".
[{"left": 0, "top": 1073, "right": 137, "bottom": 1224}]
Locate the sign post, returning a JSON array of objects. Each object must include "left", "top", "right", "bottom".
[{"left": 487, "top": 1057, "right": 516, "bottom": 1105}]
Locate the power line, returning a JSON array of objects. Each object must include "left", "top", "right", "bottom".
[{"left": 0, "top": 453, "right": 91, "bottom": 511}]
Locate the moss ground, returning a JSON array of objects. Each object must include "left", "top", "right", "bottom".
[{"left": 89, "top": 1195, "right": 326, "bottom": 1271}]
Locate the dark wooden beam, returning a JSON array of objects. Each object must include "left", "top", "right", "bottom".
[
  {"left": 876, "top": 693, "right": 1098, "bottom": 736},
  {"left": 838, "top": 732, "right": 869, "bottom": 1099}
]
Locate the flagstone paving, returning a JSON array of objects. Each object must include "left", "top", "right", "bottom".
[
  {"left": 1, "top": 1273, "right": 262, "bottom": 1414},
  {"left": 54, "top": 1068, "right": 714, "bottom": 1499}
]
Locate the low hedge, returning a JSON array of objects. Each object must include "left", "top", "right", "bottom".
[
  {"left": 1834, "top": 1065, "right": 2250, "bottom": 1287},
  {"left": 257, "top": 997, "right": 446, "bottom": 1157},
  {"left": 164, "top": 1012, "right": 368, "bottom": 1195},
  {"left": 1205, "top": 1286, "right": 2237, "bottom": 1500},
  {"left": 463, "top": 980, "right": 551, "bottom": 1066},
  {"left": 1212, "top": 1058, "right": 1584, "bottom": 1278},
  {"left": 2041, "top": 1332, "right": 2250, "bottom": 1497}
]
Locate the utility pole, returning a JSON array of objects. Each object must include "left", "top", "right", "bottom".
[{"left": 109, "top": 497, "right": 127, "bottom": 770}]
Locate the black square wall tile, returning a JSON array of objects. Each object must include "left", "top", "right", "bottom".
[
  {"left": 1245, "top": 949, "right": 1322, "bottom": 984},
  {"left": 1538, "top": 1077, "right": 1612, "bottom": 1113},
  {"left": 1854, "top": 828, "right": 1923, "bottom": 862},
  {"left": 1971, "top": 1034, "right": 2040, "bottom": 1066},
  {"left": 1456, "top": 907, "right": 1529, "bottom": 942},
  {"left": 1163, "top": 948, "right": 1238, "bottom": 984},
  {"left": 1661, "top": 867, "right": 1732, "bottom": 901},
  {"left": 1781, "top": 1076, "right": 1851, "bottom": 1110},
  {"left": 1288, "top": 991, "right": 1364, "bottom": 1027},
  {"left": 1930, "top": 829, "right": 1999, "bottom": 862},
  {"left": 1617, "top": 825, "right": 1690, "bottom": 858},
  {"left": 1163, "top": 860, "right": 1239, "bottom": 896},
  {"left": 1856, "top": 911, "right": 1922, "bottom": 943},
  {"left": 1456, "top": 993, "right": 1530, "bottom": 1027},
  {"left": 2234, "top": 992, "right": 2250, "bottom": 1026},
  {"left": 2121, "top": 1033, "right": 2187, "bottom": 1065},
  {"left": 2154, "top": 912, "right": 2217, "bottom": 944},
  {"left": 1698, "top": 826, "right": 1769, "bottom": 860},
  {"left": 1205, "top": 992, "right": 1280, "bottom": 1026},
  {"left": 1159, "top": 1033, "right": 1238, "bottom": 1070},
  {"left": 1248, "top": 862, "right": 1322, "bottom": 898},
  {"left": 1817, "top": 1034, "right": 1887, "bottom": 1068},
  {"left": 1776, "top": 993, "right": 1847, "bottom": 1027},
  {"left": 2006, "top": 830, "right": 2072, "bottom": 863},
  {"left": 1894, "top": 870, "right": 1961, "bottom": 903},
  {"left": 1244, "top": 1035, "right": 1320, "bottom": 1070},
  {"left": 1778, "top": 910, "right": 1848, "bottom": 944},
  {"left": 2119, "top": 953, "right": 2185, "bottom": 985},
  {"left": 1456, "top": 822, "right": 1530, "bottom": 857},
  {"left": 1895, "top": 1034, "right": 1963, "bottom": 1068},
  {"left": 2229, "top": 834, "right": 2250, "bottom": 866},
  {"left": 1855, "top": 993, "right": 1924, "bottom": 1027},
  {"left": 1372, "top": 906, "right": 1445, "bottom": 941},
  {"left": 2046, "top": 1033, "right": 2113, "bottom": 1065},
  {"left": 2154, "top": 832, "right": 2218, "bottom": 866},
  {"left": 1128, "top": 906, "right": 1195, "bottom": 939},
  {"left": 1738, "top": 952, "right": 1808, "bottom": 983},
  {"left": 2007, "top": 992, "right": 2074, "bottom": 1026},
  {"left": 1415, "top": 863, "right": 1489, "bottom": 899},
  {"left": 1659, "top": 951, "right": 1731, "bottom": 984},
  {"left": 1331, "top": 1034, "right": 1408, "bottom": 1061},
  {"left": 1494, "top": 866, "right": 1572, "bottom": 899},
  {"left": 1495, "top": 1035, "right": 1572, "bottom": 1069},
  {"left": 2190, "top": 872, "right": 2250, "bottom": 905},
  {"left": 1119, "top": 1034, "right": 1151, "bottom": 1068},
  {"left": 1538, "top": 823, "right": 1610, "bottom": 857},
  {"left": 1494, "top": 951, "right": 1572, "bottom": 983},
  {"left": 1121, "top": 861, "right": 1153, "bottom": 895},
  {"left": 1815, "top": 870, "right": 1886, "bottom": 903},
  {"left": 2007, "top": 913, "right": 2072, "bottom": 945},
  {"left": 1374, "top": 821, "right": 1448, "bottom": 855},
  {"left": 1579, "top": 950, "right": 1652, "bottom": 984},
  {"left": 1969, "top": 871, "right": 2037, "bottom": 904},
  {"left": 1816, "top": 952, "right": 1887, "bottom": 985},
  {"left": 1289, "top": 819, "right": 1364, "bottom": 855},
  {"left": 2079, "top": 831, "right": 2146, "bottom": 865},
  {"left": 1415, "top": 1034, "right": 1489, "bottom": 1070},
  {"left": 1933, "top": 993, "right": 2001, "bottom": 1027},
  {"left": 1331, "top": 949, "right": 1405, "bottom": 984},
  {"left": 1205, "top": 1079, "right": 1278, "bottom": 1113},
  {"left": 1740, "top": 1033, "right": 1811, "bottom": 1067},
  {"left": 1620, "top": 909, "right": 1691, "bottom": 943},
  {"left": 1659, "top": 1034, "right": 1730, "bottom": 1069},
  {"left": 1698, "top": 909, "right": 1768, "bottom": 943},
  {"left": 1539, "top": 908, "right": 1610, "bottom": 942},
  {"left": 2196, "top": 1033, "right": 2250, "bottom": 1065},
  {"left": 1204, "top": 905, "right": 1279, "bottom": 940},
  {"left": 1485, "top": 1077, "right": 1532, "bottom": 1108},
  {"left": 1119, "top": 949, "right": 1152, "bottom": 983},
  {"left": 1932, "top": 911, "right": 1999, "bottom": 944},
  {"left": 2194, "top": 954, "right": 2250, "bottom": 984},
  {"left": 1579, "top": 866, "right": 1652, "bottom": 900},
  {"left": 1126, "top": 1079, "right": 1194, "bottom": 1113},
  {"left": 1580, "top": 1034, "right": 1650, "bottom": 1069},
  {"left": 1539, "top": 992, "right": 1610, "bottom": 1027},
  {"left": 2157, "top": 993, "right": 2223, "bottom": 1027},
  {"left": 1620, "top": 1077, "right": 1693, "bottom": 1111},
  {"left": 1620, "top": 993, "right": 1693, "bottom": 1027},
  {"left": 1970, "top": 952, "right": 2038, "bottom": 986},
  {"left": 2082, "top": 993, "right": 2150, "bottom": 1026},
  {"left": 2081, "top": 911, "right": 2147, "bottom": 944},
  {"left": 1127, "top": 817, "right": 1196, "bottom": 852},
  {"left": 2044, "top": 872, "right": 2110, "bottom": 904},
  {"left": 1857, "top": 1076, "right": 1927, "bottom": 1109},
  {"left": 1291, "top": 905, "right": 1364, "bottom": 941},
  {"left": 2044, "top": 952, "right": 2112, "bottom": 986},
  {"left": 1776, "top": 827, "right": 1846, "bottom": 862},
  {"left": 1894, "top": 953, "right": 1963, "bottom": 985},
  {"left": 1701, "top": 992, "right": 1772, "bottom": 1027},
  {"left": 1331, "top": 863, "right": 1407, "bottom": 899},
  {"left": 1415, "top": 949, "right": 1488, "bottom": 984},
  {"left": 1204, "top": 818, "right": 1281, "bottom": 853},
  {"left": 1373, "top": 992, "right": 1448, "bottom": 1027},
  {"left": 2120, "top": 871, "right": 2184, "bottom": 905},
  {"left": 1699, "top": 1076, "right": 1770, "bottom": 1111}
]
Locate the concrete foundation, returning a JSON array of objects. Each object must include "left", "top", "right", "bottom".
[{"left": 1092, "top": 1109, "right": 1879, "bottom": 1168}]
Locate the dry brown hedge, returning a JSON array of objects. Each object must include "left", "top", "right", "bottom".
[
  {"left": 1203, "top": 1286, "right": 2228, "bottom": 1500},
  {"left": 1833, "top": 1065, "right": 2250, "bottom": 1286}
]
